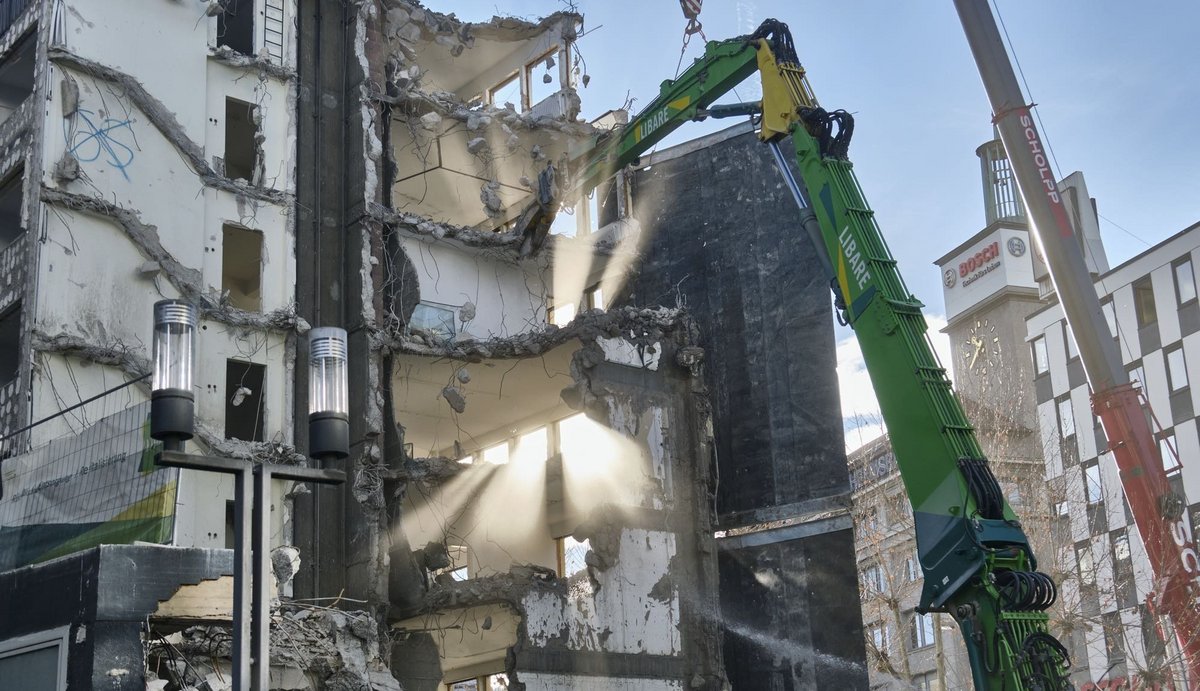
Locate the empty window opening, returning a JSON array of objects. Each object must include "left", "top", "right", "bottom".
[
  {"left": 485, "top": 72, "right": 520, "bottom": 110},
  {"left": 585, "top": 285, "right": 605, "bottom": 310},
  {"left": 557, "top": 535, "right": 590, "bottom": 578},
  {"left": 448, "top": 674, "right": 509, "bottom": 691},
  {"left": 0, "top": 303, "right": 19, "bottom": 387},
  {"left": 0, "top": 32, "right": 36, "bottom": 125},
  {"left": 224, "top": 98, "right": 260, "bottom": 183},
  {"left": 480, "top": 442, "right": 509, "bottom": 466},
  {"left": 1030, "top": 335, "right": 1048, "bottom": 374},
  {"left": 525, "top": 51, "right": 559, "bottom": 110},
  {"left": 217, "top": 0, "right": 255, "bottom": 56},
  {"left": 431, "top": 544, "right": 470, "bottom": 584},
  {"left": 1160, "top": 432, "right": 1180, "bottom": 473},
  {"left": 222, "top": 224, "right": 262, "bottom": 311},
  {"left": 548, "top": 301, "right": 576, "bottom": 326},
  {"left": 225, "top": 360, "right": 265, "bottom": 441}
]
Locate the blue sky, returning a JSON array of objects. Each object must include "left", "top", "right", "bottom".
[{"left": 447, "top": 1, "right": 1200, "bottom": 446}]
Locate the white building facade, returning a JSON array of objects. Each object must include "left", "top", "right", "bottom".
[{"left": 1026, "top": 220, "right": 1200, "bottom": 689}]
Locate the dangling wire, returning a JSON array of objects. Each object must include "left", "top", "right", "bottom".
[{"left": 674, "top": 0, "right": 707, "bottom": 77}]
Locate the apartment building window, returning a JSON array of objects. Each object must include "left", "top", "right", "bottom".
[
  {"left": 1160, "top": 431, "right": 1181, "bottom": 473},
  {"left": 1031, "top": 335, "right": 1049, "bottom": 375},
  {"left": 1077, "top": 544, "right": 1096, "bottom": 585},
  {"left": 867, "top": 622, "right": 890, "bottom": 654},
  {"left": 1166, "top": 346, "right": 1189, "bottom": 393},
  {"left": 913, "top": 672, "right": 937, "bottom": 691},
  {"left": 862, "top": 563, "right": 886, "bottom": 595},
  {"left": 1134, "top": 276, "right": 1157, "bottom": 327},
  {"left": 1056, "top": 397, "right": 1076, "bottom": 439},
  {"left": 0, "top": 302, "right": 19, "bottom": 387},
  {"left": 1084, "top": 462, "right": 1103, "bottom": 504},
  {"left": 225, "top": 98, "right": 260, "bottom": 182},
  {"left": 548, "top": 301, "right": 576, "bottom": 326},
  {"left": 480, "top": 442, "right": 509, "bottom": 465},
  {"left": 1112, "top": 531, "right": 1137, "bottom": 610},
  {"left": 904, "top": 550, "right": 919, "bottom": 583},
  {"left": 222, "top": 224, "right": 262, "bottom": 311},
  {"left": 225, "top": 360, "right": 266, "bottom": 441},
  {"left": 1176, "top": 257, "right": 1198, "bottom": 305},
  {"left": 908, "top": 611, "right": 935, "bottom": 649},
  {"left": 217, "top": 0, "right": 255, "bottom": 55}
]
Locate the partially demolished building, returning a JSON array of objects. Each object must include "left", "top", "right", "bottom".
[{"left": 0, "top": 1, "right": 864, "bottom": 689}]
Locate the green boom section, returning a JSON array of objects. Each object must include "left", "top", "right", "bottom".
[
  {"left": 788, "top": 117, "right": 1059, "bottom": 690},
  {"left": 572, "top": 38, "right": 759, "bottom": 195}
]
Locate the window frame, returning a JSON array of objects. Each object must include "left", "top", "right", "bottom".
[
  {"left": 1160, "top": 431, "right": 1181, "bottom": 473},
  {"left": 1133, "top": 276, "right": 1157, "bottom": 327},
  {"left": 909, "top": 611, "right": 936, "bottom": 650},
  {"left": 1057, "top": 396, "right": 1076, "bottom": 439},
  {"left": 1175, "top": 256, "right": 1198, "bottom": 306},
  {"left": 1166, "top": 345, "right": 1189, "bottom": 393},
  {"left": 1084, "top": 462, "right": 1103, "bottom": 505},
  {"left": 1031, "top": 335, "right": 1049, "bottom": 375}
]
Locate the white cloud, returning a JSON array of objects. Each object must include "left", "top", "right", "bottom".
[{"left": 837, "top": 314, "right": 954, "bottom": 454}]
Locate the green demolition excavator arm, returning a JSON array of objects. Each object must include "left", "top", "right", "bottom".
[{"left": 522, "top": 19, "right": 1071, "bottom": 690}]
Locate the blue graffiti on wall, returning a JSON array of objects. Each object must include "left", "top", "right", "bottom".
[{"left": 65, "top": 109, "right": 136, "bottom": 180}]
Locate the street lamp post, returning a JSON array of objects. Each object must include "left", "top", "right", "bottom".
[{"left": 150, "top": 302, "right": 346, "bottom": 690}]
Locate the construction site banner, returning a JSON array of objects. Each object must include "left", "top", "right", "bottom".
[{"left": 0, "top": 401, "right": 178, "bottom": 571}]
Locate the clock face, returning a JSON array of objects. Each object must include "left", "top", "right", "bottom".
[{"left": 960, "top": 318, "right": 1002, "bottom": 379}]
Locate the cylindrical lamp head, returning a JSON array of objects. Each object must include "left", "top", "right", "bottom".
[
  {"left": 308, "top": 327, "right": 349, "bottom": 462},
  {"left": 151, "top": 299, "right": 197, "bottom": 447}
]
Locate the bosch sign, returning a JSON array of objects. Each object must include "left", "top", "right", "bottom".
[{"left": 959, "top": 241, "right": 1000, "bottom": 277}]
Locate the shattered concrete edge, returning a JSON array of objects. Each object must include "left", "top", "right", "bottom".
[
  {"left": 375, "top": 305, "right": 688, "bottom": 362},
  {"left": 40, "top": 187, "right": 310, "bottom": 335},
  {"left": 208, "top": 45, "right": 297, "bottom": 82},
  {"left": 30, "top": 329, "right": 307, "bottom": 465},
  {"left": 47, "top": 48, "right": 291, "bottom": 206}
]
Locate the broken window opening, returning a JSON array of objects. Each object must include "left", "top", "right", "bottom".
[
  {"left": 217, "top": 0, "right": 255, "bottom": 56},
  {"left": 548, "top": 301, "right": 576, "bottom": 326},
  {"left": 585, "top": 285, "right": 605, "bottom": 311},
  {"left": 0, "top": 302, "right": 20, "bottom": 388},
  {"left": 409, "top": 301, "right": 457, "bottom": 341},
  {"left": 557, "top": 535, "right": 589, "bottom": 578},
  {"left": 448, "top": 674, "right": 509, "bottom": 691},
  {"left": 224, "top": 97, "right": 260, "bottom": 183},
  {"left": 524, "top": 50, "right": 559, "bottom": 111},
  {"left": 431, "top": 544, "right": 470, "bottom": 583},
  {"left": 484, "top": 72, "right": 520, "bottom": 110},
  {"left": 225, "top": 359, "right": 265, "bottom": 442},
  {"left": 480, "top": 442, "right": 509, "bottom": 466},
  {"left": 222, "top": 224, "right": 263, "bottom": 311},
  {"left": 0, "top": 165, "right": 23, "bottom": 250},
  {"left": 0, "top": 31, "right": 35, "bottom": 126}
]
